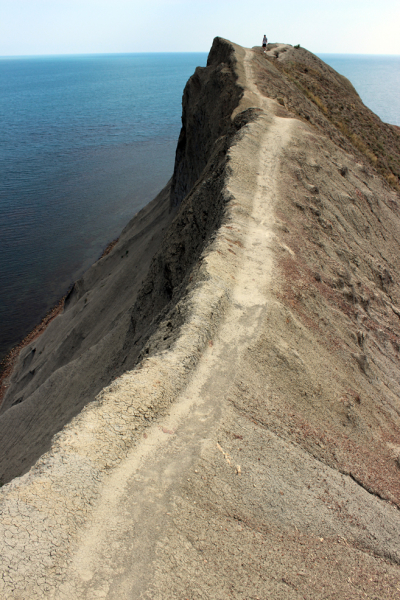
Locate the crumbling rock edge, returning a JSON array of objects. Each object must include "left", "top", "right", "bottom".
[
  {"left": 0, "top": 38, "right": 252, "bottom": 485},
  {"left": 1, "top": 38, "right": 400, "bottom": 599}
]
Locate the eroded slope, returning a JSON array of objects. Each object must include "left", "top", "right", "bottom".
[
  {"left": 0, "top": 39, "right": 252, "bottom": 485},
  {"left": 0, "top": 39, "right": 400, "bottom": 600},
  {"left": 254, "top": 43, "right": 400, "bottom": 189}
]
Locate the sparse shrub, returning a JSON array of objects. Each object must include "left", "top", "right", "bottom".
[
  {"left": 350, "top": 133, "right": 378, "bottom": 164},
  {"left": 291, "top": 78, "right": 328, "bottom": 114},
  {"left": 336, "top": 120, "right": 350, "bottom": 137},
  {"left": 304, "top": 88, "right": 328, "bottom": 114},
  {"left": 312, "top": 94, "right": 328, "bottom": 114},
  {"left": 336, "top": 120, "right": 378, "bottom": 164},
  {"left": 384, "top": 172, "right": 400, "bottom": 190},
  {"left": 294, "top": 44, "right": 300, "bottom": 49}
]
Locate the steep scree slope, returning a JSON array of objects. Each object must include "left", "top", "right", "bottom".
[
  {"left": 0, "top": 39, "right": 400, "bottom": 599},
  {"left": 0, "top": 38, "right": 252, "bottom": 485},
  {"left": 255, "top": 43, "right": 400, "bottom": 189}
]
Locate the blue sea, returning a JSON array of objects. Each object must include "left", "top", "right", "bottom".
[
  {"left": 0, "top": 53, "right": 207, "bottom": 361},
  {"left": 0, "top": 52, "right": 399, "bottom": 362}
]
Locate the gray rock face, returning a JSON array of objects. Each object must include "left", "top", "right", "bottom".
[
  {"left": 1, "top": 38, "right": 400, "bottom": 599},
  {"left": 170, "top": 37, "right": 243, "bottom": 208},
  {"left": 0, "top": 37, "right": 254, "bottom": 485}
]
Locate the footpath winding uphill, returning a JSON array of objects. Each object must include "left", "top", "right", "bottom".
[{"left": 1, "top": 39, "right": 400, "bottom": 599}]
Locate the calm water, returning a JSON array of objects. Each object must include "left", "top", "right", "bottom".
[
  {"left": 0, "top": 53, "right": 207, "bottom": 361},
  {"left": 318, "top": 54, "right": 400, "bottom": 126},
  {"left": 0, "top": 52, "right": 399, "bottom": 362}
]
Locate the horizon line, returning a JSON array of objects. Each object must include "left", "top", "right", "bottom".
[{"left": 1, "top": 49, "right": 400, "bottom": 60}]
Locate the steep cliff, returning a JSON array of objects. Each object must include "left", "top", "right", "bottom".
[
  {"left": 0, "top": 39, "right": 252, "bottom": 484},
  {"left": 0, "top": 39, "right": 400, "bottom": 599}
]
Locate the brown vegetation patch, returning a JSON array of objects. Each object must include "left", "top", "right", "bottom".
[
  {"left": 0, "top": 297, "right": 65, "bottom": 407},
  {"left": 288, "top": 410, "right": 400, "bottom": 507},
  {"left": 252, "top": 47, "right": 400, "bottom": 191},
  {"left": 276, "top": 254, "right": 346, "bottom": 351},
  {"left": 100, "top": 237, "right": 119, "bottom": 259},
  {"left": 231, "top": 384, "right": 400, "bottom": 507}
]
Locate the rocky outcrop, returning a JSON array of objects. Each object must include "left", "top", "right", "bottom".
[
  {"left": 169, "top": 39, "right": 244, "bottom": 208},
  {"left": 0, "top": 38, "right": 255, "bottom": 485},
  {"left": 0, "top": 38, "right": 400, "bottom": 599}
]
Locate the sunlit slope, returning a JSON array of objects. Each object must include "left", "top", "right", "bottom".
[{"left": 0, "top": 39, "right": 399, "bottom": 599}]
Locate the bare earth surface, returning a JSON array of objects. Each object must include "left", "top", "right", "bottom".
[{"left": 1, "top": 39, "right": 400, "bottom": 599}]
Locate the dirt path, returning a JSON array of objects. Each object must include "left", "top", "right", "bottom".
[
  {"left": 54, "top": 52, "right": 296, "bottom": 600},
  {"left": 2, "top": 43, "right": 400, "bottom": 600}
]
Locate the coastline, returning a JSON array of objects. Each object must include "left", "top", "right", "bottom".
[
  {"left": 0, "top": 53, "right": 205, "bottom": 387},
  {"left": 0, "top": 236, "right": 119, "bottom": 409},
  {"left": 0, "top": 297, "right": 65, "bottom": 408}
]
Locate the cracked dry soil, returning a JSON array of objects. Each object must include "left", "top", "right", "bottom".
[{"left": 1, "top": 39, "right": 400, "bottom": 599}]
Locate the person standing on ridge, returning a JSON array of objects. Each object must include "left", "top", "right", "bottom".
[{"left": 262, "top": 35, "right": 268, "bottom": 50}]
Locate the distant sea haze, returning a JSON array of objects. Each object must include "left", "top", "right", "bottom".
[{"left": 0, "top": 52, "right": 399, "bottom": 363}]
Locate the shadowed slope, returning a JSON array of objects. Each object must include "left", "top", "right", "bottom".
[
  {"left": 0, "top": 39, "right": 399, "bottom": 600},
  {"left": 0, "top": 39, "right": 253, "bottom": 485}
]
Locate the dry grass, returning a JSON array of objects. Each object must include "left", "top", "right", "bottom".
[
  {"left": 335, "top": 121, "right": 379, "bottom": 164},
  {"left": 290, "top": 76, "right": 329, "bottom": 114},
  {"left": 255, "top": 49, "right": 400, "bottom": 192}
]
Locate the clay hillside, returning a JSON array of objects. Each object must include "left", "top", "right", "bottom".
[{"left": 1, "top": 38, "right": 400, "bottom": 599}]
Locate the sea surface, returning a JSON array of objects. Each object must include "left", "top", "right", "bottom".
[
  {"left": 0, "top": 53, "right": 207, "bottom": 361},
  {"left": 0, "top": 52, "right": 399, "bottom": 362}
]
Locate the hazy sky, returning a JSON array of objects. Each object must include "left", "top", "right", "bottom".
[{"left": 0, "top": 0, "right": 399, "bottom": 56}]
